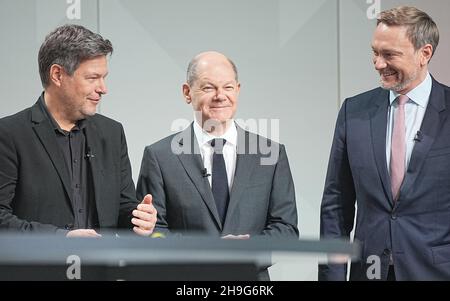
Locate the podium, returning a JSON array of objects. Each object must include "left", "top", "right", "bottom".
[{"left": 0, "top": 233, "right": 359, "bottom": 280}]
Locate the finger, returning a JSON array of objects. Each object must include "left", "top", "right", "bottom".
[
  {"left": 132, "top": 209, "right": 153, "bottom": 221},
  {"left": 85, "top": 230, "right": 102, "bottom": 237},
  {"left": 328, "top": 254, "right": 350, "bottom": 264},
  {"left": 67, "top": 229, "right": 101, "bottom": 238},
  {"left": 133, "top": 226, "right": 152, "bottom": 237},
  {"left": 137, "top": 203, "right": 156, "bottom": 213},
  {"left": 141, "top": 194, "right": 153, "bottom": 205},
  {"left": 221, "top": 234, "right": 250, "bottom": 240},
  {"left": 132, "top": 217, "right": 155, "bottom": 230}
]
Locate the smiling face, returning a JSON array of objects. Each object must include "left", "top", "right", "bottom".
[
  {"left": 183, "top": 52, "right": 240, "bottom": 133},
  {"left": 59, "top": 55, "right": 109, "bottom": 121},
  {"left": 371, "top": 23, "right": 432, "bottom": 94}
]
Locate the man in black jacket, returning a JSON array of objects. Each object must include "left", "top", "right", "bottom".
[{"left": 0, "top": 24, "right": 156, "bottom": 237}]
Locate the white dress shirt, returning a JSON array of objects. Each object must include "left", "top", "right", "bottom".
[
  {"left": 193, "top": 118, "right": 237, "bottom": 191},
  {"left": 386, "top": 72, "right": 432, "bottom": 173}
]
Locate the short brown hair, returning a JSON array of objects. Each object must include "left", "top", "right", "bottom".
[
  {"left": 38, "top": 24, "right": 113, "bottom": 88},
  {"left": 377, "top": 6, "right": 439, "bottom": 56}
]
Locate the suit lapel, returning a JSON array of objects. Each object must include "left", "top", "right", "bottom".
[
  {"left": 400, "top": 79, "right": 447, "bottom": 199},
  {"left": 31, "top": 101, "right": 74, "bottom": 211},
  {"left": 370, "top": 89, "right": 394, "bottom": 206},
  {"left": 225, "top": 127, "right": 258, "bottom": 227},
  {"left": 176, "top": 125, "right": 222, "bottom": 230}
]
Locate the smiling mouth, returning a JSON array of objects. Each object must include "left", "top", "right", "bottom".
[{"left": 381, "top": 70, "right": 397, "bottom": 77}]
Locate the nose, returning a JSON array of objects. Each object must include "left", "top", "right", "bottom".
[
  {"left": 373, "top": 55, "right": 387, "bottom": 71},
  {"left": 96, "top": 78, "right": 108, "bottom": 95},
  {"left": 214, "top": 88, "right": 227, "bottom": 101}
]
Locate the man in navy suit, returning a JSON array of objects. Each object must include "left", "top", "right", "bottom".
[{"left": 320, "top": 6, "right": 450, "bottom": 280}]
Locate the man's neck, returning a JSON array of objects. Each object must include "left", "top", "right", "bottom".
[{"left": 44, "top": 90, "right": 76, "bottom": 131}]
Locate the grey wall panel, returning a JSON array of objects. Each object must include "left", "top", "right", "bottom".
[
  {"left": 0, "top": 0, "right": 40, "bottom": 116},
  {"left": 339, "top": 0, "right": 379, "bottom": 100},
  {"left": 0, "top": 0, "right": 98, "bottom": 118}
]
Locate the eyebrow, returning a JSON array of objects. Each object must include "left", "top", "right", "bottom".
[
  {"left": 371, "top": 47, "right": 403, "bottom": 55},
  {"left": 86, "top": 72, "right": 109, "bottom": 77},
  {"left": 199, "top": 80, "right": 236, "bottom": 87}
]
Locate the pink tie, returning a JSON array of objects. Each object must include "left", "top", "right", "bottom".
[{"left": 390, "top": 95, "right": 409, "bottom": 201}]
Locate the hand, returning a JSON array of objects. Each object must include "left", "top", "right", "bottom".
[
  {"left": 132, "top": 194, "right": 157, "bottom": 236},
  {"left": 66, "top": 229, "right": 102, "bottom": 238},
  {"left": 221, "top": 234, "right": 250, "bottom": 240},
  {"left": 328, "top": 254, "right": 350, "bottom": 264}
]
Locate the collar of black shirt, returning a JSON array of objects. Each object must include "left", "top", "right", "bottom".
[{"left": 38, "top": 94, "right": 88, "bottom": 135}]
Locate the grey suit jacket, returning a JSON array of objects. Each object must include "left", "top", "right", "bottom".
[
  {"left": 320, "top": 78, "right": 450, "bottom": 281},
  {"left": 136, "top": 123, "right": 298, "bottom": 238}
]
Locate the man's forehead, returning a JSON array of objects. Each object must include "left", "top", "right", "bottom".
[
  {"left": 372, "top": 25, "right": 412, "bottom": 48},
  {"left": 196, "top": 64, "right": 235, "bottom": 78},
  {"left": 373, "top": 24, "right": 409, "bottom": 41},
  {"left": 76, "top": 57, "right": 108, "bottom": 71},
  {"left": 197, "top": 58, "right": 232, "bottom": 71}
]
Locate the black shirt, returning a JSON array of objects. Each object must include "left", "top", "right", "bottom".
[{"left": 38, "top": 96, "right": 98, "bottom": 229}]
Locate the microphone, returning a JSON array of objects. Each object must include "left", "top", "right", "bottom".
[
  {"left": 414, "top": 131, "right": 423, "bottom": 142},
  {"left": 201, "top": 168, "right": 211, "bottom": 178},
  {"left": 85, "top": 147, "right": 95, "bottom": 159}
]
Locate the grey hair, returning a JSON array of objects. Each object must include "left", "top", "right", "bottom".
[
  {"left": 378, "top": 6, "right": 439, "bottom": 58},
  {"left": 186, "top": 54, "right": 239, "bottom": 86},
  {"left": 38, "top": 24, "right": 113, "bottom": 88}
]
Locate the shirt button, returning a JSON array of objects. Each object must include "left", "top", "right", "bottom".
[
  {"left": 78, "top": 209, "right": 84, "bottom": 213},
  {"left": 73, "top": 159, "right": 78, "bottom": 163},
  {"left": 75, "top": 184, "right": 80, "bottom": 188}
]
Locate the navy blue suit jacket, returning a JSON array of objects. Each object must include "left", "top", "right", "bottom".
[{"left": 320, "top": 78, "right": 450, "bottom": 280}]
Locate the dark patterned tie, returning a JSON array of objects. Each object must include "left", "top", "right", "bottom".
[{"left": 210, "top": 138, "right": 229, "bottom": 225}]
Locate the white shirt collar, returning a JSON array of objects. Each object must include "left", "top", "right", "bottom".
[
  {"left": 389, "top": 72, "right": 432, "bottom": 108},
  {"left": 192, "top": 115, "right": 237, "bottom": 148}
]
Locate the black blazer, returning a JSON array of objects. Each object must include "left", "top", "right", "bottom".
[
  {"left": 320, "top": 78, "right": 450, "bottom": 280},
  {"left": 0, "top": 96, "right": 139, "bottom": 233}
]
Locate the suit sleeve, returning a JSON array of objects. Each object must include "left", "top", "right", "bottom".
[
  {"left": 117, "top": 124, "right": 140, "bottom": 228},
  {"left": 261, "top": 144, "right": 299, "bottom": 238},
  {"left": 136, "top": 146, "right": 170, "bottom": 235},
  {"left": 0, "top": 123, "right": 64, "bottom": 233},
  {"left": 318, "top": 99, "right": 356, "bottom": 281}
]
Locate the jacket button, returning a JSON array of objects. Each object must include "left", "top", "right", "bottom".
[
  {"left": 391, "top": 214, "right": 397, "bottom": 220},
  {"left": 383, "top": 249, "right": 391, "bottom": 255}
]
